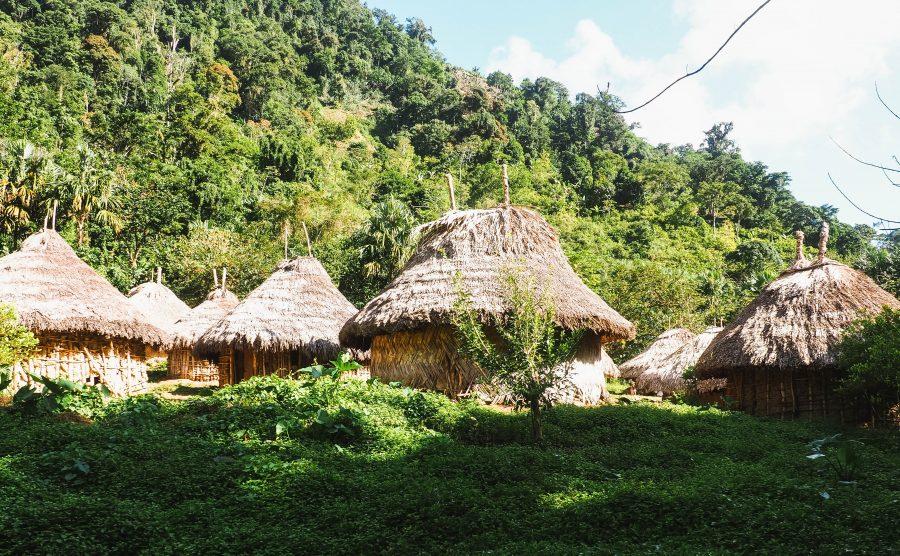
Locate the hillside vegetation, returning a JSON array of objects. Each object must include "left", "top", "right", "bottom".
[
  {"left": 0, "top": 0, "right": 895, "bottom": 357},
  {"left": 1, "top": 376, "right": 898, "bottom": 553}
]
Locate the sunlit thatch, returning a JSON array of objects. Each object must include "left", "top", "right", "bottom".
[
  {"left": 618, "top": 328, "right": 696, "bottom": 381},
  {"left": 635, "top": 326, "right": 722, "bottom": 396}
]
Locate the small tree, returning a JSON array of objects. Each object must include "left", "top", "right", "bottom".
[
  {"left": 452, "top": 270, "right": 583, "bottom": 443},
  {"left": 0, "top": 304, "right": 37, "bottom": 392},
  {"left": 838, "top": 308, "right": 900, "bottom": 426}
]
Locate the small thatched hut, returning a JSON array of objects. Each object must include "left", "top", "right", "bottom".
[
  {"left": 195, "top": 256, "right": 357, "bottom": 385},
  {"left": 169, "top": 275, "right": 239, "bottom": 382},
  {"left": 127, "top": 268, "right": 190, "bottom": 360},
  {"left": 0, "top": 229, "right": 169, "bottom": 395},
  {"left": 340, "top": 204, "right": 636, "bottom": 402},
  {"left": 619, "top": 328, "right": 696, "bottom": 381},
  {"left": 634, "top": 326, "right": 722, "bottom": 396},
  {"left": 695, "top": 226, "right": 900, "bottom": 419}
]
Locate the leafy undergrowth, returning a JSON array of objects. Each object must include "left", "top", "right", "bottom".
[{"left": 0, "top": 377, "right": 897, "bottom": 554}]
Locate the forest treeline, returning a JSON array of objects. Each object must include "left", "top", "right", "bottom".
[{"left": 0, "top": 0, "right": 896, "bottom": 357}]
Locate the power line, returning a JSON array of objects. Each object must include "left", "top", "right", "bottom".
[{"left": 615, "top": 0, "right": 775, "bottom": 114}]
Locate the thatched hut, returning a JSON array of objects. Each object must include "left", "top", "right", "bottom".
[
  {"left": 340, "top": 205, "right": 636, "bottom": 402},
  {"left": 195, "top": 256, "right": 357, "bottom": 385},
  {"left": 168, "top": 274, "right": 239, "bottom": 382},
  {"left": 634, "top": 326, "right": 722, "bottom": 396},
  {"left": 0, "top": 229, "right": 169, "bottom": 395},
  {"left": 619, "top": 328, "right": 696, "bottom": 381},
  {"left": 695, "top": 226, "right": 900, "bottom": 419},
  {"left": 127, "top": 268, "right": 190, "bottom": 360}
]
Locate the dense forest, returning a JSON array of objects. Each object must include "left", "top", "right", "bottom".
[{"left": 0, "top": 0, "right": 896, "bottom": 357}]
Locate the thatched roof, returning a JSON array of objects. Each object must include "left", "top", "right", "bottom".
[
  {"left": 619, "top": 328, "right": 696, "bottom": 380},
  {"left": 340, "top": 206, "right": 635, "bottom": 349},
  {"left": 599, "top": 347, "right": 620, "bottom": 379},
  {"left": 195, "top": 257, "right": 357, "bottom": 360},
  {"left": 0, "top": 229, "right": 170, "bottom": 346},
  {"left": 127, "top": 276, "right": 190, "bottom": 334},
  {"left": 696, "top": 227, "right": 900, "bottom": 377},
  {"left": 635, "top": 326, "right": 722, "bottom": 395},
  {"left": 171, "top": 287, "right": 239, "bottom": 349}
]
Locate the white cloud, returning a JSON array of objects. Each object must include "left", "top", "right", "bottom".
[{"left": 486, "top": 0, "right": 900, "bottom": 225}]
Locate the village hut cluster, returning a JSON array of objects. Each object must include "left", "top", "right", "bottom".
[{"left": 1, "top": 168, "right": 897, "bottom": 424}]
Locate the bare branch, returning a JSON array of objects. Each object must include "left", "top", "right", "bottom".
[
  {"left": 875, "top": 81, "right": 900, "bottom": 120},
  {"left": 831, "top": 137, "right": 900, "bottom": 173},
  {"left": 827, "top": 173, "right": 900, "bottom": 224},
  {"left": 883, "top": 169, "right": 900, "bottom": 187},
  {"left": 615, "top": 0, "right": 774, "bottom": 114}
]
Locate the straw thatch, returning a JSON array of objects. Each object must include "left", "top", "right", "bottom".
[
  {"left": 0, "top": 229, "right": 170, "bottom": 345},
  {"left": 618, "top": 328, "right": 696, "bottom": 381},
  {"left": 599, "top": 347, "right": 620, "bottom": 379},
  {"left": 340, "top": 206, "right": 634, "bottom": 400},
  {"left": 168, "top": 285, "right": 239, "bottom": 381},
  {"left": 127, "top": 277, "right": 190, "bottom": 334},
  {"left": 635, "top": 326, "right": 722, "bottom": 396},
  {"left": 196, "top": 256, "right": 357, "bottom": 368},
  {"left": 695, "top": 227, "right": 900, "bottom": 418},
  {"left": 341, "top": 206, "right": 635, "bottom": 348}
]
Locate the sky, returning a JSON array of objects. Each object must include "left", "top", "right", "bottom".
[{"left": 367, "top": 0, "right": 900, "bottom": 228}]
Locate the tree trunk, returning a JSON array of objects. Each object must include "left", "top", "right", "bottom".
[{"left": 529, "top": 397, "right": 543, "bottom": 444}]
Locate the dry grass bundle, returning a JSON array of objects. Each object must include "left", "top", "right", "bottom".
[
  {"left": 341, "top": 206, "right": 635, "bottom": 349},
  {"left": 0, "top": 229, "right": 169, "bottom": 346},
  {"left": 171, "top": 287, "right": 239, "bottom": 349},
  {"left": 196, "top": 257, "right": 356, "bottom": 362},
  {"left": 127, "top": 279, "right": 190, "bottom": 334},
  {"left": 635, "top": 326, "right": 722, "bottom": 396},
  {"left": 619, "top": 328, "right": 696, "bottom": 381}
]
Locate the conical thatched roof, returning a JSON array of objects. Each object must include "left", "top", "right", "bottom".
[
  {"left": 171, "top": 287, "right": 239, "bottom": 349},
  {"left": 0, "top": 229, "right": 170, "bottom": 346},
  {"left": 340, "top": 206, "right": 635, "bottom": 349},
  {"left": 696, "top": 228, "right": 900, "bottom": 377},
  {"left": 599, "top": 347, "right": 620, "bottom": 379},
  {"left": 619, "top": 328, "right": 696, "bottom": 380},
  {"left": 195, "top": 257, "right": 357, "bottom": 360},
  {"left": 635, "top": 326, "right": 722, "bottom": 395},
  {"left": 128, "top": 278, "right": 190, "bottom": 334}
]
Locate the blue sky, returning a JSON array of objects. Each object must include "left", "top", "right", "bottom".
[{"left": 369, "top": 0, "right": 900, "bottom": 228}]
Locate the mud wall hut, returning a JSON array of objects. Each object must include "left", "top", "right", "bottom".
[
  {"left": 0, "top": 229, "right": 169, "bottom": 395},
  {"left": 694, "top": 226, "right": 900, "bottom": 419}
]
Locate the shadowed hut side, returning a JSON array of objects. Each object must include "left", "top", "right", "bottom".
[
  {"left": 195, "top": 256, "right": 357, "bottom": 385},
  {"left": 0, "top": 229, "right": 169, "bottom": 395},
  {"left": 127, "top": 268, "right": 190, "bottom": 360},
  {"left": 634, "top": 326, "right": 722, "bottom": 396},
  {"left": 695, "top": 225, "right": 900, "bottom": 419},
  {"left": 168, "top": 270, "right": 238, "bottom": 382},
  {"left": 341, "top": 192, "right": 635, "bottom": 403},
  {"left": 618, "top": 328, "right": 696, "bottom": 381}
]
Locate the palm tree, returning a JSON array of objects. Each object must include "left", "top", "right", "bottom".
[
  {"left": 360, "top": 196, "right": 415, "bottom": 281},
  {"left": 0, "top": 140, "right": 63, "bottom": 247},
  {"left": 67, "top": 144, "right": 124, "bottom": 246}
]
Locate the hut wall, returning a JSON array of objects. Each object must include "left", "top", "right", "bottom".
[
  {"left": 9, "top": 332, "right": 149, "bottom": 396},
  {"left": 168, "top": 348, "right": 219, "bottom": 383},
  {"left": 370, "top": 326, "right": 608, "bottom": 403},
  {"left": 724, "top": 368, "right": 848, "bottom": 420},
  {"left": 216, "top": 347, "right": 311, "bottom": 386}
]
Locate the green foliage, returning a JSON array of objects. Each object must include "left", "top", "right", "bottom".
[
  {"left": 0, "top": 304, "right": 36, "bottom": 392},
  {"left": 0, "top": 377, "right": 897, "bottom": 553},
  {"left": 838, "top": 308, "right": 900, "bottom": 425},
  {"left": 11, "top": 373, "right": 109, "bottom": 417},
  {"left": 807, "top": 434, "right": 864, "bottom": 483},
  {"left": 452, "top": 270, "right": 583, "bottom": 442}
]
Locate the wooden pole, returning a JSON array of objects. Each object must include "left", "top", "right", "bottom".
[
  {"left": 52, "top": 200, "right": 58, "bottom": 230},
  {"left": 213, "top": 268, "right": 219, "bottom": 288},
  {"left": 502, "top": 164, "right": 510, "bottom": 207},
  {"left": 156, "top": 267, "right": 162, "bottom": 284},
  {"left": 302, "top": 222, "right": 312, "bottom": 256},
  {"left": 221, "top": 268, "right": 227, "bottom": 291},
  {"left": 446, "top": 173, "right": 457, "bottom": 210},
  {"left": 283, "top": 221, "right": 291, "bottom": 259}
]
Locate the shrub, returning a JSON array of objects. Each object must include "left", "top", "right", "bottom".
[{"left": 838, "top": 307, "right": 900, "bottom": 426}]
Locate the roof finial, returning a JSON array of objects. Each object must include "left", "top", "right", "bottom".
[
  {"left": 51, "top": 200, "right": 58, "bottom": 230},
  {"left": 302, "top": 221, "right": 312, "bottom": 257},
  {"left": 502, "top": 163, "right": 510, "bottom": 207},
  {"left": 817, "top": 221, "right": 829, "bottom": 264},
  {"left": 43, "top": 209, "right": 49, "bottom": 230},
  {"left": 446, "top": 172, "right": 457, "bottom": 210},
  {"left": 156, "top": 267, "right": 162, "bottom": 284},
  {"left": 221, "top": 267, "right": 227, "bottom": 291},
  {"left": 283, "top": 220, "right": 291, "bottom": 259},
  {"left": 793, "top": 230, "right": 806, "bottom": 265},
  {"left": 213, "top": 268, "right": 219, "bottom": 288}
]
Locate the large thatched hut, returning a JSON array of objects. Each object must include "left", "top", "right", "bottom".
[
  {"left": 0, "top": 229, "right": 169, "bottom": 395},
  {"left": 127, "top": 268, "right": 190, "bottom": 360},
  {"left": 168, "top": 275, "right": 239, "bottom": 382},
  {"left": 695, "top": 226, "right": 900, "bottom": 419},
  {"left": 195, "top": 256, "right": 357, "bottom": 385},
  {"left": 619, "top": 328, "right": 696, "bottom": 381},
  {"left": 634, "top": 326, "right": 722, "bottom": 396},
  {"left": 340, "top": 205, "right": 636, "bottom": 402}
]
